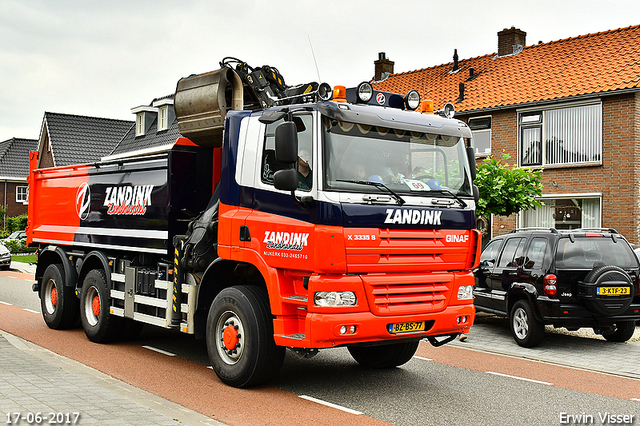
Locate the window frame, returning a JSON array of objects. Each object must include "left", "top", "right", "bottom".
[
  {"left": 517, "top": 101, "right": 602, "bottom": 168},
  {"left": 468, "top": 116, "right": 492, "bottom": 157},
  {"left": 16, "top": 185, "right": 28, "bottom": 204}
]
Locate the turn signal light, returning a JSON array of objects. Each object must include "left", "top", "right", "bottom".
[{"left": 543, "top": 274, "right": 558, "bottom": 297}]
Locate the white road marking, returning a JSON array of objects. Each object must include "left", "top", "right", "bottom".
[
  {"left": 0, "top": 301, "right": 12, "bottom": 306},
  {"left": 23, "top": 308, "right": 39, "bottom": 314},
  {"left": 299, "top": 395, "right": 363, "bottom": 415},
  {"left": 486, "top": 371, "right": 553, "bottom": 385},
  {"left": 142, "top": 345, "right": 176, "bottom": 357},
  {"left": 413, "top": 356, "right": 433, "bottom": 361}
]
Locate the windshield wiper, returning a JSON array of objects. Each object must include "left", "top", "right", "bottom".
[
  {"left": 337, "top": 179, "right": 405, "bottom": 205},
  {"left": 428, "top": 189, "right": 467, "bottom": 208}
]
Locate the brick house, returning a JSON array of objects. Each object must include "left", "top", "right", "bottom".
[
  {"left": 372, "top": 25, "right": 640, "bottom": 244},
  {"left": 0, "top": 138, "right": 38, "bottom": 227}
]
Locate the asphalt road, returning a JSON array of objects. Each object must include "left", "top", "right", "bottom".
[{"left": 1, "top": 269, "right": 640, "bottom": 426}]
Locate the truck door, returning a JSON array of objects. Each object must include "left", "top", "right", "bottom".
[
  {"left": 244, "top": 112, "right": 317, "bottom": 271},
  {"left": 488, "top": 236, "right": 526, "bottom": 313}
]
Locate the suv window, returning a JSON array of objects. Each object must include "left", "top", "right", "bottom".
[
  {"left": 555, "top": 237, "right": 637, "bottom": 269},
  {"left": 524, "top": 237, "right": 547, "bottom": 269},
  {"left": 497, "top": 237, "right": 526, "bottom": 268},
  {"left": 480, "top": 239, "right": 502, "bottom": 264}
]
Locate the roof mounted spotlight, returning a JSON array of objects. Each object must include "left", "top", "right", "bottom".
[
  {"left": 435, "top": 102, "right": 455, "bottom": 119},
  {"left": 404, "top": 90, "right": 420, "bottom": 110},
  {"left": 318, "top": 83, "right": 332, "bottom": 101},
  {"left": 356, "top": 82, "right": 373, "bottom": 103}
]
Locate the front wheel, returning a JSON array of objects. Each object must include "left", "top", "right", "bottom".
[
  {"left": 510, "top": 300, "right": 544, "bottom": 347},
  {"left": 602, "top": 321, "right": 636, "bottom": 342},
  {"left": 40, "top": 263, "right": 79, "bottom": 329},
  {"left": 206, "top": 286, "right": 285, "bottom": 388},
  {"left": 80, "top": 269, "right": 121, "bottom": 343},
  {"left": 348, "top": 341, "right": 419, "bottom": 368}
]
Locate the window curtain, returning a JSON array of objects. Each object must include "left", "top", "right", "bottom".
[
  {"left": 522, "top": 201, "right": 554, "bottom": 228},
  {"left": 581, "top": 198, "right": 601, "bottom": 228}
]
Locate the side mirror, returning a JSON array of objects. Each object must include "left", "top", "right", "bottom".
[
  {"left": 274, "top": 168, "right": 298, "bottom": 191},
  {"left": 275, "top": 122, "right": 298, "bottom": 164},
  {"left": 466, "top": 146, "right": 476, "bottom": 181}
]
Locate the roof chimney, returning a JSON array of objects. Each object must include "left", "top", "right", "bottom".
[
  {"left": 497, "top": 27, "right": 526, "bottom": 56},
  {"left": 452, "top": 49, "right": 459, "bottom": 72},
  {"left": 374, "top": 52, "right": 394, "bottom": 81}
]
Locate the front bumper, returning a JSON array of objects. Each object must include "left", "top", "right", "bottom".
[{"left": 273, "top": 303, "right": 475, "bottom": 348}]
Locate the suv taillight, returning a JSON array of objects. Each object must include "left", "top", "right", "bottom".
[{"left": 543, "top": 274, "right": 558, "bottom": 297}]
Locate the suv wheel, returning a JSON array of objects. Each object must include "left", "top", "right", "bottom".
[
  {"left": 601, "top": 321, "right": 637, "bottom": 342},
  {"left": 510, "top": 300, "right": 544, "bottom": 348},
  {"left": 580, "top": 265, "right": 634, "bottom": 315}
]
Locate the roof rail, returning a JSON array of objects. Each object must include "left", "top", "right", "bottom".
[
  {"left": 509, "top": 227, "right": 558, "bottom": 234},
  {"left": 563, "top": 228, "right": 619, "bottom": 234}
]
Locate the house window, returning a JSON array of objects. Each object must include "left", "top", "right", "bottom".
[
  {"left": 519, "top": 103, "right": 602, "bottom": 167},
  {"left": 136, "top": 113, "right": 145, "bottom": 137},
  {"left": 521, "top": 196, "right": 601, "bottom": 230},
  {"left": 16, "top": 186, "right": 28, "bottom": 204},
  {"left": 158, "top": 106, "right": 168, "bottom": 131},
  {"left": 468, "top": 116, "right": 491, "bottom": 155}
]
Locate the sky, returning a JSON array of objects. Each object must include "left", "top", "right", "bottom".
[{"left": 1, "top": 0, "right": 640, "bottom": 142}]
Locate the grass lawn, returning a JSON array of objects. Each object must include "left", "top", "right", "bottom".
[{"left": 11, "top": 254, "right": 37, "bottom": 264}]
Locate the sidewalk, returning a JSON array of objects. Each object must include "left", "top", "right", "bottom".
[{"left": 0, "top": 331, "right": 225, "bottom": 426}]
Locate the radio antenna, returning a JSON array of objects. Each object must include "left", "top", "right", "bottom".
[{"left": 308, "top": 35, "right": 322, "bottom": 83}]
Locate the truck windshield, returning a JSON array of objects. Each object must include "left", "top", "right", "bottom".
[{"left": 322, "top": 117, "right": 473, "bottom": 197}]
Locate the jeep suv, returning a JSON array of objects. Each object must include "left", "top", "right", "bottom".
[{"left": 474, "top": 228, "right": 640, "bottom": 347}]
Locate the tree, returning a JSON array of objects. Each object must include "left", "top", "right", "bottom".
[{"left": 475, "top": 153, "right": 543, "bottom": 219}]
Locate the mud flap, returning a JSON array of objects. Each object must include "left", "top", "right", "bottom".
[{"left": 426, "top": 333, "right": 459, "bottom": 347}]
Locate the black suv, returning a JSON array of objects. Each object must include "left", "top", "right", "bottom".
[{"left": 474, "top": 228, "right": 640, "bottom": 347}]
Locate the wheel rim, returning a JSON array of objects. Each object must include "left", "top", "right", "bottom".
[
  {"left": 215, "top": 310, "right": 245, "bottom": 365},
  {"left": 83, "top": 285, "right": 100, "bottom": 327},
  {"left": 43, "top": 278, "right": 58, "bottom": 315},
  {"left": 512, "top": 307, "right": 529, "bottom": 340}
]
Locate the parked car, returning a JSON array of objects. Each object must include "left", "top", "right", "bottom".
[
  {"left": 474, "top": 228, "right": 640, "bottom": 347},
  {"left": 2, "top": 230, "right": 26, "bottom": 244},
  {"left": 0, "top": 242, "right": 10, "bottom": 270}
]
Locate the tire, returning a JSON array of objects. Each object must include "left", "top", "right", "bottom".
[
  {"left": 206, "top": 286, "right": 285, "bottom": 388},
  {"left": 348, "top": 341, "right": 419, "bottom": 369},
  {"left": 509, "top": 300, "right": 544, "bottom": 348},
  {"left": 40, "top": 263, "right": 79, "bottom": 329},
  {"left": 602, "top": 321, "right": 637, "bottom": 342},
  {"left": 581, "top": 265, "right": 633, "bottom": 315},
  {"left": 79, "top": 269, "right": 121, "bottom": 343}
]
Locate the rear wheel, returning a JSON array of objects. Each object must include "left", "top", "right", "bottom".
[
  {"left": 510, "top": 300, "right": 544, "bottom": 347},
  {"left": 80, "top": 269, "right": 121, "bottom": 343},
  {"left": 40, "top": 263, "right": 79, "bottom": 329},
  {"left": 602, "top": 321, "right": 636, "bottom": 342},
  {"left": 348, "top": 341, "right": 419, "bottom": 368},
  {"left": 206, "top": 286, "right": 285, "bottom": 388}
]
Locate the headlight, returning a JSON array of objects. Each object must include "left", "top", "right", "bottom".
[
  {"left": 457, "top": 285, "right": 474, "bottom": 300},
  {"left": 314, "top": 291, "right": 357, "bottom": 307},
  {"left": 356, "top": 82, "right": 373, "bottom": 103}
]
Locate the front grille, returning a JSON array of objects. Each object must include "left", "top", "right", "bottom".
[
  {"left": 361, "top": 273, "right": 452, "bottom": 315},
  {"left": 345, "top": 229, "right": 471, "bottom": 273}
]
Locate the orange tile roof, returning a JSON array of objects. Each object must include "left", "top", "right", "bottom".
[{"left": 372, "top": 25, "right": 640, "bottom": 114}]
